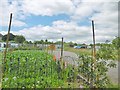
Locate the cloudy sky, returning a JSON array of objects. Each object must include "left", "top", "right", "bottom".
[{"left": 0, "top": 0, "right": 119, "bottom": 44}]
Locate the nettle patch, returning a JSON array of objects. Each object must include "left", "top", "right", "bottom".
[{"left": 2, "top": 50, "right": 78, "bottom": 88}]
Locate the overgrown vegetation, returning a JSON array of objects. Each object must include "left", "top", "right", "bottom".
[
  {"left": 2, "top": 50, "right": 79, "bottom": 88},
  {"left": 1, "top": 36, "right": 119, "bottom": 88}
]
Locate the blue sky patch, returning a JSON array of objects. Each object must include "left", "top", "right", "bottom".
[{"left": 23, "top": 14, "right": 70, "bottom": 27}]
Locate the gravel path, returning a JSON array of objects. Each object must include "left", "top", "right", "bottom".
[
  {"left": 107, "top": 61, "right": 119, "bottom": 84},
  {"left": 49, "top": 49, "right": 79, "bottom": 65}
]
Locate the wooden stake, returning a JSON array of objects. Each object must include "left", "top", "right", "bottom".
[
  {"left": 61, "top": 37, "right": 64, "bottom": 69},
  {"left": 92, "top": 20, "right": 96, "bottom": 59},
  {"left": 92, "top": 20, "right": 97, "bottom": 87},
  {"left": 2, "top": 13, "right": 12, "bottom": 88},
  {"left": 3, "top": 13, "right": 12, "bottom": 65},
  {"left": 61, "top": 37, "right": 63, "bottom": 60}
]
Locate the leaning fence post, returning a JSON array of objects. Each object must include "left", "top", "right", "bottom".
[
  {"left": 3, "top": 13, "right": 12, "bottom": 64},
  {"left": 91, "top": 20, "right": 97, "bottom": 88},
  {"left": 2, "top": 13, "right": 13, "bottom": 85}
]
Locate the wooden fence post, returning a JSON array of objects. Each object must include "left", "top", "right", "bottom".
[
  {"left": 61, "top": 37, "right": 63, "bottom": 60},
  {"left": 2, "top": 13, "right": 13, "bottom": 86},
  {"left": 61, "top": 37, "right": 64, "bottom": 69},
  {"left": 91, "top": 20, "right": 97, "bottom": 88},
  {"left": 3, "top": 13, "right": 12, "bottom": 64}
]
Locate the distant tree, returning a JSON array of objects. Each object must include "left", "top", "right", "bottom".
[
  {"left": 74, "top": 43, "right": 77, "bottom": 46},
  {"left": 14, "top": 35, "right": 26, "bottom": 44},
  {"left": 96, "top": 43, "right": 101, "bottom": 46},
  {"left": 34, "top": 41, "right": 38, "bottom": 44},
  {"left": 2, "top": 33, "right": 15, "bottom": 41},
  {"left": 34, "top": 40, "right": 43, "bottom": 44},
  {"left": 24, "top": 41, "right": 29, "bottom": 44},
  {"left": 55, "top": 41, "right": 62, "bottom": 44},
  {"left": 105, "top": 40, "right": 110, "bottom": 44},
  {"left": 45, "top": 39, "right": 48, "bottom": 42},
  {"left": 41, "top": 40, "right": 44, "bottom": 43},
  {"left": 89, "top": 44, "right": 93, "bottom": 47},
  {"left": 69, "top": 42, "right": 74, "bottom": 47},
  {"left": 45, "top": 39, "right": 48, "bottom": 44},
  {"left": 29, "top": 41, "right": 33, "bottom": 44}
]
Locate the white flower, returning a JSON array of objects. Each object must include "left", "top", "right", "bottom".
[
  {"left": 4, "top": 78, "right": 8, "bottom": 82},
  {"left": 13, "top": 76, "right": 16, "bottom": 80},
  {"left": 37, "top": 81, "right": 40, "bottom": 83}
]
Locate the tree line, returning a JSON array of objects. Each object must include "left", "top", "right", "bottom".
[
  {"left": 1, "top": 33, "right": 120, "bottom": 48},
  {"left": 2, "top": 33, "right": 26, "bottom": 44}
]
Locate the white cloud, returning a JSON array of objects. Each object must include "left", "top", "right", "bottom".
[
  {"left": 71, "top": 2, "right": 102, "bottom": 21},
  {"left": 0, "top": 0, "right": 27, "bottom": 27},
  {"left": 80, "top": 0, "right": 119, "bottom": 2},
  {"left": 21, "top": 0, "right": 75, "bottom": 16},
  {"left": 0, "top": 20, "right": 93, "bottom": 44},
  {"left": 90, "top": 2, "right": 118, "bottom": 28},
  {"left": 0, "top": 0, "right": 118, "bottom": 44},
  {"left": 70, "top": 1, "right": 118, "bottom": 43}
]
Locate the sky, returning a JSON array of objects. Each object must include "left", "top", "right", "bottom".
[{"left": 0, "top": 0, "right": 119, "bottom": 44}]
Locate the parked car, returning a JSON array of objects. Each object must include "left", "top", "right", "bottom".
[{"left": 74, "top": 46, "right": 81, "bottom": 49}]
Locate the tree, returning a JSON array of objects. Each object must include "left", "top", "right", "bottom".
[
  {"left": 29, "top": 41, "right": 33, "bottom": 44},
  {"left": 55, "top": 41, "right": 62, "bottom": 44},
  {"left": 112, "top": 37, "right": 120, "bottom": 48},
  {"left": 34, "top": 40, "right": 43, "bottom": 44},
  {"left": 74, "top": 43, "right": 77, "bottom": 46},
  {"left": 105, "top": 40, "right": 110, "bottom": 44},
  {"left": 41, "top": 40, "right": 44, "bottom": 43},
  {"left": 2, "top": 33, "right": 15, "bottom": 41},
  {"left": 69, "top": 42, "right": 74, "bottom": 47},
  {"left": 24, "top": 41, "right": 29, "bottom": 44},
  {"left": 14, "top": 35, "right": 26, "bottom": 44}
]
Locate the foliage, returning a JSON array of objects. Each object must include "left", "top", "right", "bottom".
[
  {"left": 69, "top": 42, "right": 74, "bottom": 47},
  {"left": 78, "top": 53, "right": 115, "bottom": 88},
  {"left": 96, "top": 44, "right": 118, "bottom": 60},
  {"left": 34, "top": 40, "right": 53, "bottom": 45},
  {"left": 14, "top": 46, "right": 40, "bottom": 50},
  {"left": 34, "top": 40, "right": 44, "bottom": 44},
  {"left": 2, "top": 50, "right": 78, "bottom": 88},
  {"left": 24, "top": 41, "right": 33, "bottom": 44},
  {"left": 112, "top": 37, "right": 120, "bottom": 49},
  {"left": 2, "top": 37, "right": 118, "bottom": 88},
  {"left": 14, "top": 35, "right": 26, "bottom": 44},
  {"left": 77, "top": 42, "right": 118, "bottom": 88},
  {"left": 2, "top": 33, "right": 15, "bottom": 41}
]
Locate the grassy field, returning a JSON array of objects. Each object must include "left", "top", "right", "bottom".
[{"left": 64, "top": 45, "right": 92, "bottom": 55}]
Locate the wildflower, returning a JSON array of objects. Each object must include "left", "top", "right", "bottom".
[
  {"left": 4, "top": 78, "right": 8, "bottom": 82},
  {"left": 13, "top": 76, "right": 16, "bottom": 80}
]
